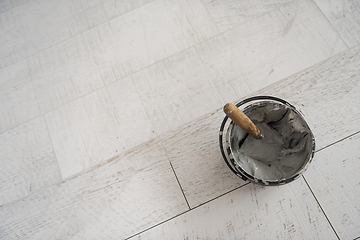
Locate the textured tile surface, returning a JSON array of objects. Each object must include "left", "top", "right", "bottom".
[
  {"left": 304, "top": 133, "right": 360, "bottom": 240},
  {"left": 0, "top": 0, "right": 360, "bottom": 239},
  {"left": 92, "top": 0, "right": 220, "bottom": 82},
  {"left": 0, "top": 0, "right": 153, "bottom": 69},
  {"left": 0, "top": 139, "right": 188, "bottom": 239},
  {"left": 0, "top": 116, "right": 61, "bottom": 205},
  {"left": 161, "top": 45, "right": 360, "bottom": 210},
  {"left": 132, "top": 179, "right": 337, "bottom": 239},
  {"left": 161, "top": 110, "right": 247, "bottom": 208},
  {"left": 254, "top": 45, "right": 360, "bottom": 150},
  {"left": 135, "top": 0, "right": 348, "bottom": 136},
  {"left": 45, "top": 77, "right": 155, "bottom": 178},
  {"left": 314, "top": 0, "right": 360, "bottom": 47}
]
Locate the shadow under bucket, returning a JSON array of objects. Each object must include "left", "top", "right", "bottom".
[{"left": 219, "top": 96, "right": 315, "bottom": 186}]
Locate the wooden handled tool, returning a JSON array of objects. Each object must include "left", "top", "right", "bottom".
[{"left": 223, "top": 103, "right": 263, "bottom": 139}]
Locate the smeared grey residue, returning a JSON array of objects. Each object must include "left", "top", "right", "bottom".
[{"left": 230, "top": 102, "right": 312, "bottom": 181}]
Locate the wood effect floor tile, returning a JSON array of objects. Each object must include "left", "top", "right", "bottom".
[
  {"left": 135, "top": 0, "right": 347, "bottom": 136},
  {"left": 45, "top": 76, "right": 155, "bottom": 178},
  {"left": 352, "top": 0, "right": 360, "bottom": 12},
  {"left": 0, "top": 0, "right": 11, "bottom": 12},
  {"left": 253, "top": 45, "right": 360, "bottom": 150},
  {"left": 0, "top": 33, "right": 100, "bottom": 133},
  {"left": 87, "top": 0, "right": 220, "bottom": 83},
  {"left": 0, "top": 1, "right": 359, "bottom": 239},
  {"left": 0, "top": 139, "right": 188, "bottom": 239},
  {"left": 0, "top": 57, "right": 42, "bottom": 134},
  {"left": 0, "top": 0, "right": 153, "bottom": 70},
  {"left": 0, "top": 0, "right": 220, "bottom": 134},
  {"left": 161, "top": 45, "right": 360, "bottom": 211},
  {"left": 314, "top": 0, "right": 360, "bottom": 48},
  {"left": 131, "top": 179, "right": 337, "bottom": 240},
  {"left": 197, "top": 0, "right": 348, "bottom": 90},
  {"left": 32, "top": 34, "right": 105, "bottom": 112},
  {"left": 0, "top": 81, "right": 41, "bottom": 135},
  {"left": 0, "top": 116, "right": 61, "bottom": 206},
  {"left": 304, "top": 133, "right": 360, "bottom": 240},
  {"left": 202, "top": 0, "right": 294, "bottom": 32},
  {"left": 160, "top": 109, "right": 246, "bottom": 208}
]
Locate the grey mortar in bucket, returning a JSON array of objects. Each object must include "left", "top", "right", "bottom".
[{"left": 219, "top": 96, "right": 315, "bottom": 186}]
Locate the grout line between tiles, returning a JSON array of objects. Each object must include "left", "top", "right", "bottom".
[
  {"left": 127, "top": 129, "right": 360, "bottom": 239},
  {"left": 124, "top": 211, "right": 191, "bottom": 240},
  {"left": 181, "top": 44, "right": 360, "bottom": 140},
  {"left": 0, "top": 0, "right": 156, "bottom": 72},
  {"left": 159, "top": 137, "right": 191, "bottom": 210},
  {"left": 189, "top": 182, "right": 250, "bottom": 209},
  {"left": 303, "top": 130, "right": 360, "bottom": 240},
  {"left": 3, "top": 38, "right": 355, "bottom": 137},
  {"left": 126, "top": 182, "right": 251, "bottom": 239},
  {"left": 43, "top": 115, "right": 63, "bottom": 179},
  {"left": 311, "top": 0, "right": 351, "bottom": 49},
  {"left": 3, "top": 0, "right": 292, "bottom": 74},
  {"left": 315, "top": 131, "right": 360, "bottom": 153},
  {"left": 302, "top": 175, "right": 340, "bottom": 240},
  {"left": 169, "top": 161, "right": 191, "bottom": 210}
]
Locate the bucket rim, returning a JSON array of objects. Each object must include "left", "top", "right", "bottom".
[{"left": 219, "top": 96, "right": 316, "bottom": 186}]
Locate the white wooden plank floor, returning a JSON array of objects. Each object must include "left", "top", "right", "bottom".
[
  {"left": 131, "top": 179, "right": 338, "bottom": 240},
  {"left": 314, "top": 0, "right": 360, "bottom": 47},
  {"left": 305, "top": 133, "right": 360, "bottom": 240},
  {"left": 1, "top": 0, "right": 360, "bottom": 239},
  {"left": 0, "top": 116, "right": 62, "bottom": 206},
  {"left": 160, "top": 44, "right": 360, "bottom": 210},
  {"left": 0, "top": 139, "right": 188, "bottom": 239}
]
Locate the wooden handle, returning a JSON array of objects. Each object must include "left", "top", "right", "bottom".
[{"left": 223, "top": 103, "right": 263, "bottom": 139}]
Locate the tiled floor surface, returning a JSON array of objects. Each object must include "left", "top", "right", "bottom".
[{"left": 1, "top": 0, "right": 360, "bottom": 239}]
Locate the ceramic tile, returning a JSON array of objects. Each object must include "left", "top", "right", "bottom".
[
  {"left": 0, "top": 0, "right": 220, "bottom": 134},
  {"left": 131, "top": 179, "right": 337, "bottom": 239},
  {"left": 0, "top": 33, "right": 105, "bottom": 131},
  {"left": 0, "top": 0, "right": 153, "bottom": 69},
  {"left": 6, "top": 82, "right": 39, "bottom": 127},
  {"left": 88, "top": 0, "right": 220, "bottom": 83},
  {"left": 304, "top": 133, "right": 360, "bottom": 239},
  {"left": 0, "top": 116, "right": 61, "bottom": 205},
  {"left": 27, "top": 34, "right": 105, "bottom": 113},
  {"left": 132, "top": 50, "right": 225, "bottom": 136},
  {"left": 1, "top": 0, "right": 359, "bottom": 239},
  {"left": 135, "top": 0, "right": 347, "bottom": 136},
  {"left": 0, "top": 62, "right": 41, "bottom": 133},
  {"left": 161, "top": 45, "right": 360, "bottom": 210},
  {"left": 202, "top": 0, "right": 292, "bottom": 32},
  {"left": 0, "top": 139, "right": 188, "bottom": 239},
  {"left": 0, "top": 0, "right": 11, "bottom": 12},
  {"left": 254, "top": 45, "right": 360, "bottom": 150},
  {"left": 45, "top": 76, "right": 155, "bottom": 178},
  {"left": 314, "top": 0, "right": 360, "bottom": 47},
  {"left": 197, "top": 0, "right": 348, "bottom": 92},
  {"left": 352, "top": 0, "right": 360, "bottom": 12},
  {"left": 160, "top": 109, "right": 246, "bottom": 208}
]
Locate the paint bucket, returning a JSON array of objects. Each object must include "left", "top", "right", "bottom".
[{"left": 219, "top": 96, "right": 315, "bottom": 186}]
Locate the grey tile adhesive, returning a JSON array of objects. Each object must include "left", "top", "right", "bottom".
[{"left": 219, "top": 96, "right": 315, "bottom": 186}]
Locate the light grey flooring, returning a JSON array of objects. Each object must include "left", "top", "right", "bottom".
[{"left": 1, "top": 0, "right": 360, "bottom": 239}]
